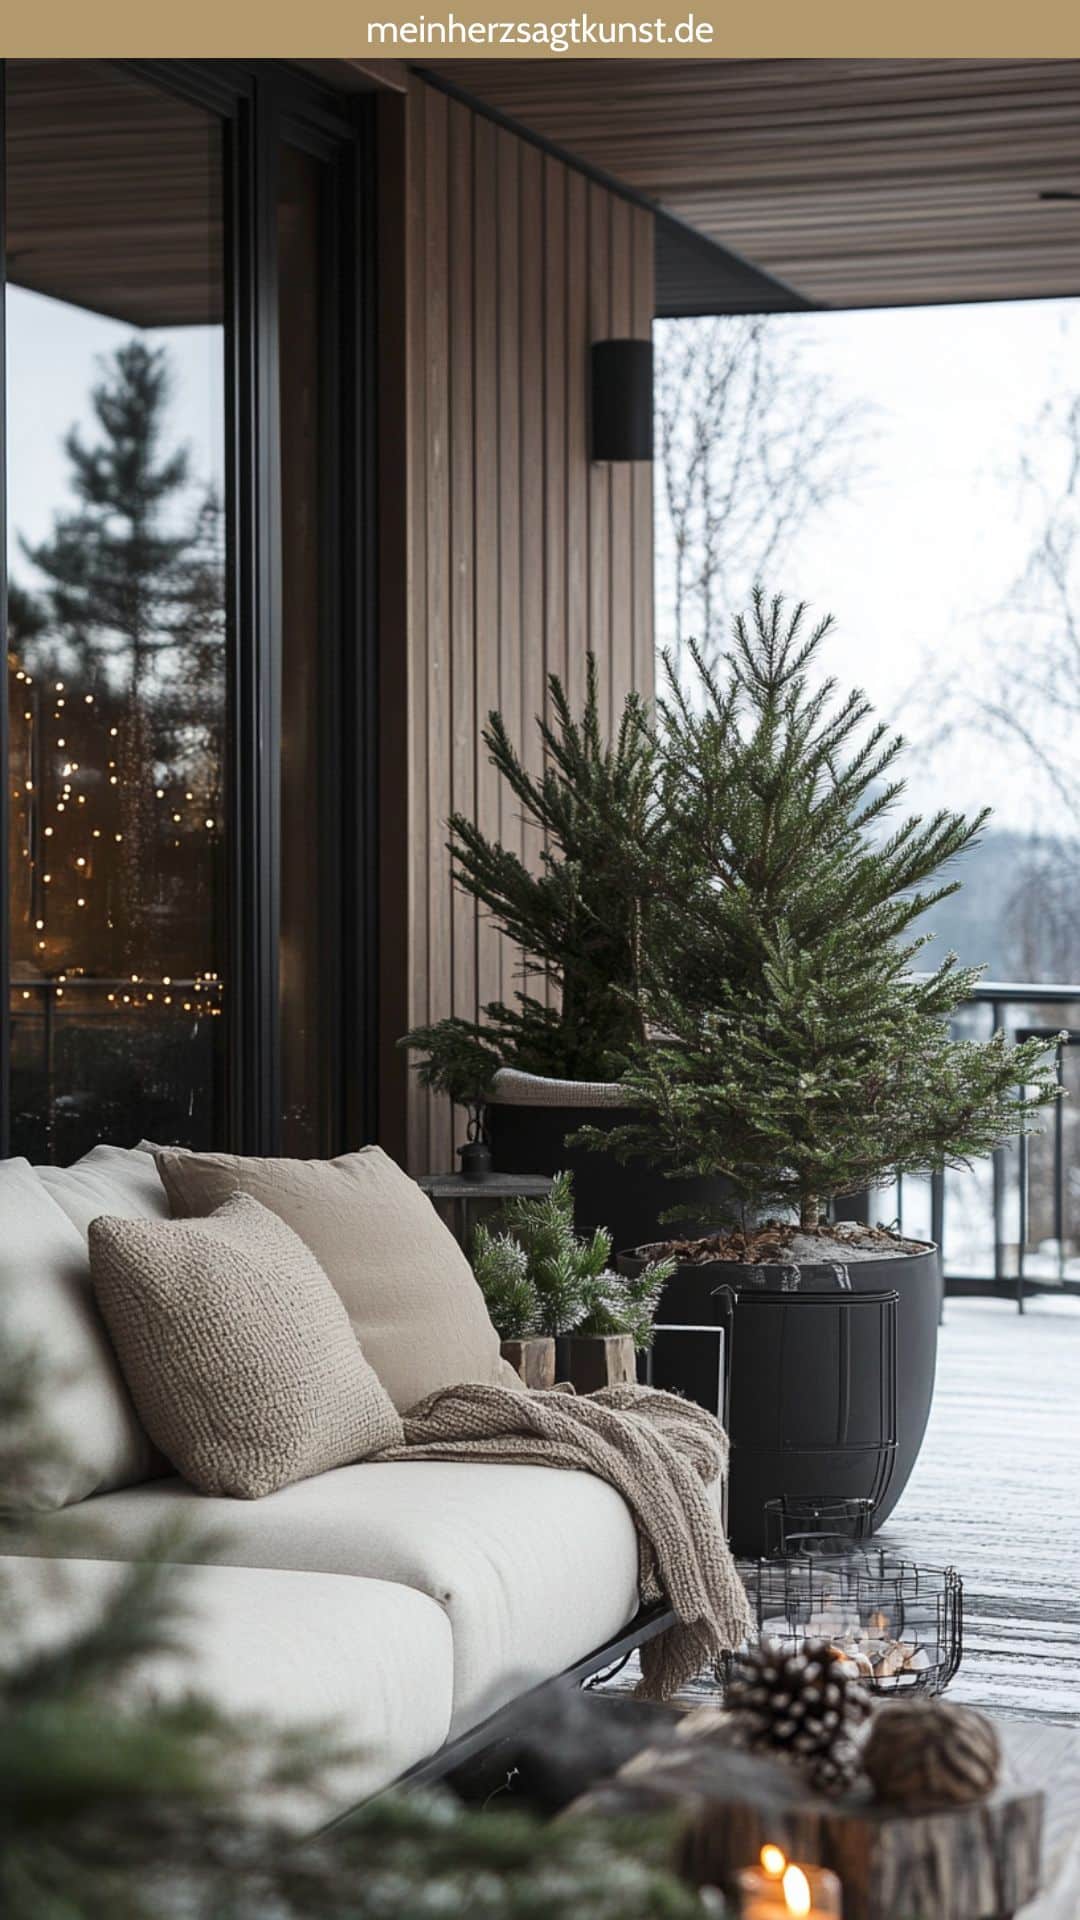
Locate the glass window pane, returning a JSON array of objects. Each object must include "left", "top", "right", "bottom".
[{"left": 5, "top": 60, "right": 227, "bottom": 1161}]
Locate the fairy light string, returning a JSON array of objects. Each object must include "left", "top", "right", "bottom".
[{"left": 8, "top": 651, "right": 224, "bottom": 1022}]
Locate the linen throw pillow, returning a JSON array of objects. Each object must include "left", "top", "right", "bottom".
[
  {"left": 89, "top": 1193, "right": 403, "bottom": 1499},
  {"left": 0, "top": 1157, "right": 163, "bottom": 1509},
  {"left": 154, "top": 1145, "right": 521, "bottom": 1413}
]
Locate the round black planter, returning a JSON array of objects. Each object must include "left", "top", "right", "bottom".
[
  {"left": 487, "top": 1098, "right": 731, "bottom": 1249},
  {"left": 618, "top": 1242, "right": 941, "bottom": 1554}
]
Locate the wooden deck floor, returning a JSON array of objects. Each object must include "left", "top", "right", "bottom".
[
  {"left": 879, "top": 1293, "right": 1080, "bottom": 1726},
  {"left": 605, "top": 1294, "right": 1080, "bottom": 1725}
]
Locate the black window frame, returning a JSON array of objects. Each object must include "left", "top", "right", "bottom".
[{"left": 0, "top": 57, "right": 377, "bottom": 1161}]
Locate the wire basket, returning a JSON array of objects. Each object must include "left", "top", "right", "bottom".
[{"left": 736, "top": 1549, "right": 963, "bottom": 1695}]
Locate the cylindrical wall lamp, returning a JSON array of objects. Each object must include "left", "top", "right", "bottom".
[{"left": 591, "top": 338, "right": 653, "bottom": 462}]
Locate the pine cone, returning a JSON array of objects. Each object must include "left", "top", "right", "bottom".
[{"left": 726, "top": 1638, "right": 872, "bottom": 1795}]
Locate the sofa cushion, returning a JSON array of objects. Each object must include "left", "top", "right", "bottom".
[
  {"left": 89, "top": 1195, "right": 403, "bottom": 1498},
  {"left": 154, "top": 1144, "right": 520, "bottom": 1412},
  {"left": 30, "top": 1460, "right": 642, "bottom": 1733},
  {"left": 37, "top": 1142, "right": 169, "bottom": 1237},
  {"left": 0, "top": 1158, "right": 162, "bottom": 1508},
  {"left": 2, "top": 1555, "right": 453, "bottom": 1817}
]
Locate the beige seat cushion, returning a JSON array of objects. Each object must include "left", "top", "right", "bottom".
[
  {"left": 29, "top": 1458, "right": 642, "bottom": 1734},
  {"left": 154, "top": 1145, "right": 520, "bottom": 1412},
  {"left": 3, "top": 1555, "right": 453, "bottom": 1818},
  {"left": 0, "top": 1158, "right": 162, "bottom": 1507},
  {"left": 89, "top": 1194, "right": 403, "bottom": 1499}
]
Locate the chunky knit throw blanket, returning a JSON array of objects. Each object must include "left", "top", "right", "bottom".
[{"left": 376, "top": 1382, "right": 753, "bottom": 1701}]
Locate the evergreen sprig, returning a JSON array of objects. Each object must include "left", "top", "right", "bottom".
[
  {"left": 585, "top": 590, "right": 1063, "bottom": 1230},
  {"left": 472, "top": 1174, "right": 672, "bottom": 1346},
  {"left": 470, "top": 1225, "right": 541, "bottom": 1340}
]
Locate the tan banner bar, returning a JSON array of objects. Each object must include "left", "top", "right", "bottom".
[{"left": 2, "top": 0, "right": 1079, "bottom": 58}]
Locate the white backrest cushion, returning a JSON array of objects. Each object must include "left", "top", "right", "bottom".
[
  {"left": 37, "top": 1143, "right": 169, "bottom": 1238},
  {"left": 0, "top": 1158, "right": 163, "bottom": 1509}
]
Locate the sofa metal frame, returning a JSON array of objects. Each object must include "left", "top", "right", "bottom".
[{"left": 324, "top": 1600, "right": 676, "bottom": 1815}]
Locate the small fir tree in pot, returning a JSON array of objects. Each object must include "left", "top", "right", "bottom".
[
  {"left": 599, "top": 592, "right": 1062, "bottom": 1533},
  {"left": 595, "top": 591, "right": 1061, "bottom": 1250}
]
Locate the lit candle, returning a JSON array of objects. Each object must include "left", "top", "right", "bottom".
[{"left": 732, "top": 1848, "right": 842, "bottom": 1919}]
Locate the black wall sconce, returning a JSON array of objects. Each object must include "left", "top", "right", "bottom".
[{"left": 591, "top": 338, "right": 653, "bottom": 462}]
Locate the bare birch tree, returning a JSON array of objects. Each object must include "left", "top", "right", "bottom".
[
  {"left": 654, "top": 315, "right": 867, "bottom": 678},
  {"left": 918, "top": 373, "right": 1080, "bottom": 980}
]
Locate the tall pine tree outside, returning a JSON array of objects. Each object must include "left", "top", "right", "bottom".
[
  {"left": 7, "top": 338, "right": 226, "bottom": 1155},
  {"left": 592, "top": 591, "right": 1061, "bottom": 1234}
]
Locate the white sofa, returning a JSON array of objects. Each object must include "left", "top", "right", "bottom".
[{"left": 1, "top": 1144, "right": 644, "bottom": 1815}]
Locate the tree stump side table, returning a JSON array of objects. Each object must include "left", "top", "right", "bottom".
[{"left": 567, "top": 1711, "right": 1045, "bottom": 1920}]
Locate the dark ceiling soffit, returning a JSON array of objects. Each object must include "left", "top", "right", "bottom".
[
  {"left": 412, "top": 64, "right": 817, "bottom": 319},
  {"left": 655, "top": 214, "right": 816, "bottom": 319}
]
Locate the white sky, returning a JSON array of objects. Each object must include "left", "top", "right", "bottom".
[
  {"left": 5, "top": 285, "right": 223, "bottom": 563},
  {"left": 656, "top": 296, "right": 1080, "bottom": 834}
]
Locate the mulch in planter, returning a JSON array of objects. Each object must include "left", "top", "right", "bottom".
[{"left": 637, "top": 1220, "right": 928, "bottom": 1267}]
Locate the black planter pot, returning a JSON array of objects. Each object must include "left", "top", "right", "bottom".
[
  {"left": 617, "top": 1242, "right": 941, "bottom": 1555},
  {"left": 487, "top": 1098, "right": 730, "bottom": 1249}
]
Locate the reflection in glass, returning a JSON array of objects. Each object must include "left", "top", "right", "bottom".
[{"left": 5, "top": 61, "right": 227, "bottom": 1160}]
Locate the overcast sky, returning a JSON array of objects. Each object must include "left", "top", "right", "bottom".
[
  {"left": 6, "top": 284, "right": 223, "bottom": 558},
  {"left": 656, "top": 297, "right": 1079, "bottom": 835}
]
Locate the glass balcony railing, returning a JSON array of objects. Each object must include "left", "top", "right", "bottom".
[{"left": 885, "top": 982, "right": 1080, "bottom": 1312}]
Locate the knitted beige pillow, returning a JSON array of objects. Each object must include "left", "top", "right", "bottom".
[
  {"left": 88, "top": 1193, "right": 403, "bottom": 1499},
  {"left": 154, "top": 1145, "right": 521, "bottom": 1413}
]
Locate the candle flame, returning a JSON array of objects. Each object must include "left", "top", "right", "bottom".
[
  {"left": 760, "top": 1844, "right": 786, "bottom": 1878},
  {"left": 870, "top": 1610, "right": 890, "bottom": 1633},
  {"left": 782, "top": 1865, "right": 812, "bottom": 1917}
]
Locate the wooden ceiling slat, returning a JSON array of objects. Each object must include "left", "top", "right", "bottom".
[
  {"left": 427, "top": 57, "right": 1080, "bottom": 309},
  {"left": 5, "top": 60, "right": 223, "bottom": 329}
]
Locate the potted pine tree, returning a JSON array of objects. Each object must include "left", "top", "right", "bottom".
[
  {"left": 400, "top": 659, "right": 729, "bottom": 1247},
  {"left": 606, "top": 592, "right": 1060, "bottom": 1538}
]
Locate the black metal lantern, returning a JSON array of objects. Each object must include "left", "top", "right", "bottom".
[
  {"left": 457, "top": 1101, "right": 493, "bottom": 1181},
  {"left": 591, "top": 338, "right": 653, "bottom": 462}
]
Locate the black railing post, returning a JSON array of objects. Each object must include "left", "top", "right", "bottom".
[
  {"left": 990, "top": 999, "right": 1007, "bottom": 1294},
  {"left": 930, "top": 1167, "right": 946, "bottom": 1324},
  {"left": 1017, "top": 1109, "right": 1028, "bottom": 1316},
  {"left": 1055, "top": 1039, "right": 1066, "bottom": 1289}
]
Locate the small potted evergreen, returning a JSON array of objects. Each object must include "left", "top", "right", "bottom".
[
  {"left": 603, "top": 592, "right": 1060, "bottom": 1527},
  {"left": 470, "top": 1173, "right": 673, "bottom": 1393}
]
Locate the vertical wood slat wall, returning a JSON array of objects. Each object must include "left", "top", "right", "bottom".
[{"left": 380, "top": 79, "right": 655, "bottom": 1175}]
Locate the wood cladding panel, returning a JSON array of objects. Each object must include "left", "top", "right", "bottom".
[
  {"left": 382, "top": 80, "right": 655, "bottom": 1170},
  {"left": 427, "top": 59, "right": 1080, "bottom": 309}
]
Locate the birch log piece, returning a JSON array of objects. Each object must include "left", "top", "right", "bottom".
[
  {"left": 679, "top": 1784, "right": 1044, "bottom": 1920},
  {"left": 557, "top": 1333, "right": 637, "bottom": 1393},
  {"left": 500, "top": 1336, "right": 556, "bottom": 1390}
]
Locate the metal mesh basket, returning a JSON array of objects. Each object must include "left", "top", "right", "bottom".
[{"left": 736, "top": 1549, "right": 963, "bottom": 1695}]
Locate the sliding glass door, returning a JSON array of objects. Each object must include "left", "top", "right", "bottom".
[
  {"left": 1, "top": 60, "right": 373, "bottom": 1163},
  {"left": 4, "top": 61, "right": 227, "bottom": 1161}
]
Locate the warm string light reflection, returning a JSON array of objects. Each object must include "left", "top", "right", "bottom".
[{"left": 9, "top": 658, "right": 224, "bottom": 1021}]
